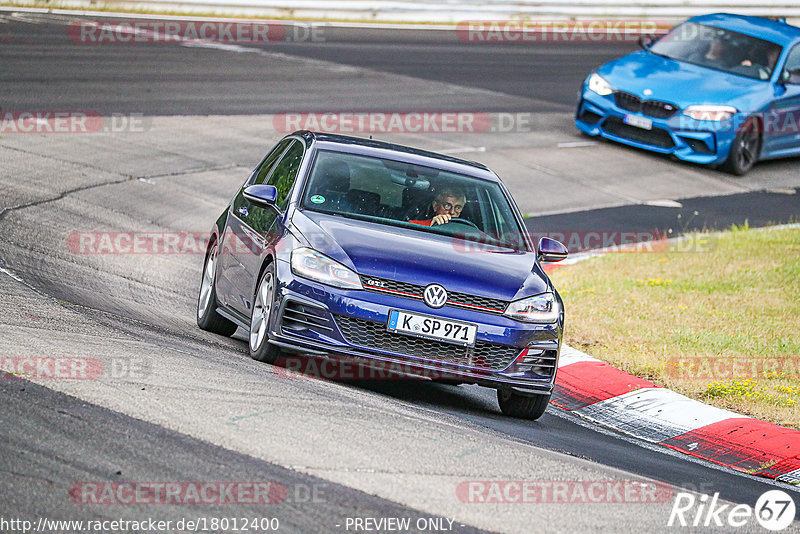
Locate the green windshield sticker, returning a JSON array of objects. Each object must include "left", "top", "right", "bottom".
[{"left": 310, "top": 195, "right": 325, "bottom": 204}]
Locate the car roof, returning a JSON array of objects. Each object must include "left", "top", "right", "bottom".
[
  {"left": 687, "top": 13, "right": 800, "bottom": 47},
  {"left": 291, "top": 130, "right": 498, "bottom": 181}
]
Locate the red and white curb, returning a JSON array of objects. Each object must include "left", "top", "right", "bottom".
[
  {"left": 553, "top": 345, "right": 800, "bottom": 485},
  {"left": 545, "top": 224, "right": 800, "bottom": 484}
]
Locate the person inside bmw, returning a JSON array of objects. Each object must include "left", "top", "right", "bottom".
[{"left": 409, "top": 187, "right": 467, "bottom": 226}]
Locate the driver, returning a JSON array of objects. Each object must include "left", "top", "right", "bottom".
[{"left": 409, "top": 187, "right": 467, "bottom": 226}]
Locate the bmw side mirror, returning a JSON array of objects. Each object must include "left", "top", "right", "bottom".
[
  {"left": 779, "top": 68, "right": 800, "bottom": 85},
  {"left": 243, "top": 184, "right": 278, "bottom": 207},
  {"left": 638, "top": 35, "right": 655, "bottom": 50},
  {"left": 537, "top": 237, "right": 568, "bottom": 263}
]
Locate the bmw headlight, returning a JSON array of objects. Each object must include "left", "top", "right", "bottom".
[
  {"left": 682, "top": 105, "right": 737, "bottom": 121},
  {"left": 587, "top": 73, "right": 613, "bottom": 96},
  {"left": 503, "top": 292, "right": 559, "bottom": 323},
  {"left": 290, "top": 247, "right": 363, "bottom": 290}
]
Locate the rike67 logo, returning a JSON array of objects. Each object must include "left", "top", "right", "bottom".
[{"left": 669, "top": 489, "right": 796, "bottom": 531}]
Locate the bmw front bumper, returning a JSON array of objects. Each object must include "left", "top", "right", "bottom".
[{"left": 575, "top": 87, "right": 738, "bottom": 165}]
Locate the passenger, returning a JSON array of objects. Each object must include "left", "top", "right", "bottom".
[{"left": 409, "top": 187, "right": 467, "bottom": 226}]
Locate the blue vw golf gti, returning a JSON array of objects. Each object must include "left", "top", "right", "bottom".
[
  {"left": 576, "top": 14, "right": 800, "bottom": 174},
  {"left": 197, "top": 131, "right": 568, "bottom": 419}
]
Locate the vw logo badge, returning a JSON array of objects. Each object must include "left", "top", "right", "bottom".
[
  {"left": 423, "top": 284, "right": 448, "bottom": 309},
  {"left": 643, "top": 88, "right": 653, "bottom": 96}
]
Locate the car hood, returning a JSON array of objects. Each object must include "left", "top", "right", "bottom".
[
  {"left": 290, "top": 210, "right": 550, "bottom": 302},
  {"left": 597, "top": 51, "right": 768, "bottom": 110}
]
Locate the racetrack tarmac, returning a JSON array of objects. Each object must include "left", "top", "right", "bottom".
[{"left": 1, "top": 11, "right": 799, "bottom": 533}]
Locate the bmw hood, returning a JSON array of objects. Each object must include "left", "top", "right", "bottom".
[
  {"left": 290, "top": 210, "right": 550, "bottom": 302},
  {"left": 597, "top": 50, "right": 767, "bottom": 110}
]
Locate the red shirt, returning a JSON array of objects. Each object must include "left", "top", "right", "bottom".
[{"left": 409, "top": 219, "right": 433, "bottom": 226}]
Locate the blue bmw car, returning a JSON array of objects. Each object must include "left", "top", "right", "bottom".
[
  {"left": 576, "top": 14, "right": 800, "bottom": 174},
  {"left": 197, "top": 131, "right": 568, "bottom": 419}
]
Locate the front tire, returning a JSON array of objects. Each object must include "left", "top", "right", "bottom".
[
  {"left": 497, "top": 389, "right": 550, "bottom": 420},
  {"left": 249, "top": 262, "right": 282, "bottom": 364},
  {"left": 722, "top": 117, "right": 760, "bottom": 176},
  {"left": 197, "top": 240, "right": 238, "bottom": 337}
]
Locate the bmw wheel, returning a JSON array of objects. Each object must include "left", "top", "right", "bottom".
[
  {"left": 497, "top": 389, "right": 550, "bottom": 420},
  {"left": 249, "top": 262, "right": 282, "bottom": 364},
  {"left": 197, "top": 240, "right": 238, "bottom": 337},
  {"left": 723, "top": 117, "right": 760, "bottom": 176}
]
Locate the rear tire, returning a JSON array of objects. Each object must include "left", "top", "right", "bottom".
[
  {"left": 497, "top": 389, "right": 550, "bottom": 420},
  {"left": 249, "top": 263, "right": 282, "bottom": 364},
  {"left": 722, "top": 117, "right": 760, "bottom": 176},
  {"left": 197, "top": 240, "right": 237, "bottom": 337}
]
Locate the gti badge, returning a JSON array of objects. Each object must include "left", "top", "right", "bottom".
[{"left": 423, "top": 284, "right": 448, "bottom": 308}]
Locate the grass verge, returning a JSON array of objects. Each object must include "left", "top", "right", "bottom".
[{"left": 549, "top": 224, "right": 800, "bottom": 429}]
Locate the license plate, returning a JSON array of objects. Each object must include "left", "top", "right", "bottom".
[
  {"left": 387, "top": 310, "right": 477, "bottom": 347},
  {"left": 624, "top": 114, "right": 653, "bottom": 130}
]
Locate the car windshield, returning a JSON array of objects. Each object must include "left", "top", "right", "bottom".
[
  {"left": 300, "top": 150, "right": 530, "bottom": 251},
  {"left": 650, "top": 22, "right": 783, "bottom": 80}
]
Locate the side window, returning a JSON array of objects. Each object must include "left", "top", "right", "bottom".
[
  {"left": 251, "top": 139, "right": 292, "bottom": 185},
  {"left": 267, "top": 140, "right": 304, "bottom": 211}
]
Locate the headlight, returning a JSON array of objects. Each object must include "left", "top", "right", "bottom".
[
  {"left": 290, "top": 247, "right": 363, "bottom": 290},
  {"left": 682, "top": 105, "right": 737, "bottom": 121},
  {"left": 587, "top": 73, "right": 613, "bottom": 96},
  {"left": 503, "top": 292, "right": 559, "bottom": 323}
]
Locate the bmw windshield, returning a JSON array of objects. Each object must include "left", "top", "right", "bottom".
[
  {"left": 300, "top": 150, "right": 530, "bottom": 252},
  {"left": 650, "top": 22, "right": 783, "bottom": 80}
]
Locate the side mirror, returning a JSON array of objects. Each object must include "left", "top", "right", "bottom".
[
  {"left": 779, "top": 68, "right": 800, "bottom": 85},
  {"left": 537, "top": 236, "right": 568, "bottom": 263},
  {"left": 638, "top": 35, "right": 656, "bottom": 50},
  {"left": 243, "top": 184, "right": 278, "bottom": 207}
]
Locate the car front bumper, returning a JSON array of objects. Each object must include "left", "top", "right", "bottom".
[
  {"left": 575, "top": 88, "right": 739, "bottom": 165},
  {"left": 265, "top": 260, "right": 561, "bottom": 396}
]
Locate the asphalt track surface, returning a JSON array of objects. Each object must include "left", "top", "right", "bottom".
[
  {"left": 0, "top": 13, "right": 625, "bottom": 114},
  {"left": 1, "top": 10, "right": 799, "bottom": 533}
]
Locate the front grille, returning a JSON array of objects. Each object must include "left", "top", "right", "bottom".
[
  {"left": 361, "top": 276, "right": 508, "bottom": 314},
  {"left": 335, "top": 315, "right": 519, "bottom": 371},
  {"left": 602, "top": 116, "right": 675, "bottom": 149},
  {"left": 614, "top": 92, "right": 678, "bottom": 119},
  {"left": 449, "top": 291, "right": 508, "bottom": 312},
  {"left": 642, "top": 100, "right": 678, "bottom": 119},
  {"left": 364, "top": 278, "right": 422, "bottom": 300},
  {"left": 614, "top": 91, "right": 642, "bottom": 113}
]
